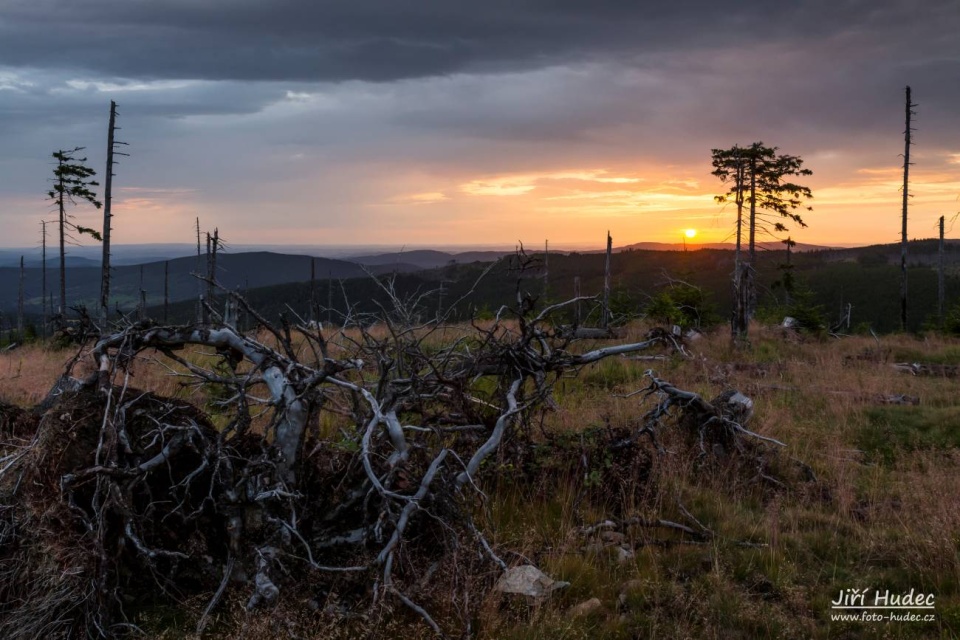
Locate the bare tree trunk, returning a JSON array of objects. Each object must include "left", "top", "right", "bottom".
[
  {"left": 209, "top": 229, "right": 219, "bottom": 304},
  {"left": 17, "top": 256, "right": 24, "bottom": 340},
  {"left": 733, "top": 159, "right": 745, "bottom": 275},
  {"left": 310, "top": 257, "right": 316, "bottom": 322},
  {"left": 733, "top": 263, "right": 749, "bottom": 342},
  {"left": 939, "top": 214, "right": 945, "bottom": 327},
  {"left": 201, "top": 232, "right": 211, "bottom": 324},
  {"left": 731, "top": 157, "right": 746, "bottom": 341},
  {"left": 202, "top": 230, "right": 220, "bottom": 322},
  {"left": 164, "top": 260, "right": 170, "bottom": 324},
  {"left": 196, "top": 217, "right": 203, "bottom": 323},
  {"left": 437, "top": 279, "right": 444, "bottom": 320},
  {"left": 574, "top": 276, "right": 581, "bottom": 325},
  {"left": 543, "top": 239, "right": 549, "bottom": 299},
  {"left": 205, "top": 233, "right": 212, "bottom": 302},
  {"left": 100, "top": 101, "right": 118, "bottom": 327},
  {"left": 747, "top": 155, "right": 757, "bottom": 321},
  {"left": 200, "top": 229, "right": 221, "bottom": 321},
  {"left": 58, "top": 159, "right": 66, "bottom": 323},
  {"left": 41, "top": 221, "right": 47, "bottom": 338},
  {"left": 748, "top": 157, "right": 756, "bottom": 269},
  {"left": 223, "top": 293, "right": 237, "bottom": 327},
  {"left": 602, "top": 232, "right": 612, "bottom": 328},
  {"left": 784, "top": 241, "right": 793, "bottom": 307},
  {"left": 137, "top": 264, "right": 145, "bottom": 321},
  {"left": 93, "top": 325, "right": 312, "bottom": 480},
  {"left": 901, "top": 86, "right": 914, "bottom": 332}
]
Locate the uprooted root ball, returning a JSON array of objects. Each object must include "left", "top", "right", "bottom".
[{"left": 0, "top": 388, "right": 227, "bottom": 639}]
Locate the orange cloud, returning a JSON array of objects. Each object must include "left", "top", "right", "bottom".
[
  {"left": 389, "top": 191, "right": 449, "bottom": 205},
  {"left": 459, "top": 169, "right": 640, "bottom": 196},
  {"left": 460, "top": 178, "right": 537, "bottom": 196}
]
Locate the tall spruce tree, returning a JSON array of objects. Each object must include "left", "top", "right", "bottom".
[
  {"left": 48, "top": 147, "right": 102, "bottom": 321},
  {"left": 712, "top": 142, "right": 813, "bottom": 339},
  {"left": 712, "top": 145, "right": 749, "bottom": 339}
]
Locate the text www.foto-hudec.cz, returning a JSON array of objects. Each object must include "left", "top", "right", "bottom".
[{"left": 829, "top": 588, "right": 936, "bottom": 623}]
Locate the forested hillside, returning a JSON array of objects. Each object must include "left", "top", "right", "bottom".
[{"left": 149, "top": 241, "right": 960, "bottom": 334}]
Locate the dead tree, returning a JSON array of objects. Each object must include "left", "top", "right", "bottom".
[
  {"left": 328, "top": 270, "right": 334, "bottom": 325},
  {"left": 195, "top": 217, "right": 203, "bottom": 323},
  {"left": 543, "top": 238, "right": 549, "bottom": 298},
  {"left": 939, "top": 215, "right": 945, "bottom": 327},
  {"left": 99, "top": 100, "right": 129, "bottom": 327},
  {"left": 782, "top": 236, "right": 795, "bottom": 306},
  {"left": 0, "top": 267, "right": 791, "bottom": 637},
  {"left": 16, "top": 256, "right": 24, "bottom": 340},
  {"left": 87, "top": 283, "right": 671, "bottom": 630},
  {"left": 41, "top": 221, "right": 48, "bottom": 337},
  {"left": 900, "top": 86, "right": 916, "bottom": 332},
  {"left": 205, "top": 231, "right": 213, "bottom": 302},
  {"left": 164, "top": 260, "right": 170, "bottom": 324},
  {"left": 310, "top": 256, "right": 316, "bottom": 322},
  {"left": 135, "top": 264, "right": 145, "bottom": 321},
  {"left": 635, "top": 371, "right": 783, "bottom": 452},
  {"left": 603, "top": 231, "right": 612, "bottom": 328},
  {"left": 198, "top": 227, "right": 223, "bottom": 324},
  {"left": 574, "top": 276, "right": 581, "bottom": 324},
  {"left": 205, "top": 228, "right": 221, "bottom": 308}
]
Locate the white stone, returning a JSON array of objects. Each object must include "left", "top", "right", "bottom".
[{"left": 494, "top": 565, "right": 569, "bottom": 598}]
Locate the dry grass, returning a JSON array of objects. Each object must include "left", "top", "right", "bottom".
[
  {"left": 2, "top": 322, "right": 960, "bottom": 638},
  {"left": 472, "top": 323, "right": 960, "bottom": 639}
]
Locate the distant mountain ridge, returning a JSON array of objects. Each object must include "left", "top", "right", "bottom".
[
  {"left": 145, "top": 237, "right": 960, "bottom": 335},
  {"left": 17, "top": 257, "right": 102, "bottom": 269},
  {"left": 0, "top": 244, "right": 518, "bottom": 267},
  {"left": 0, "top": 251, "right": 416, "bottom": 313},
  {"left": 0, "top": 241, "right": 845, "bottom": 269},
  {"left": 4, "top": 240, "right": 956, "bottom": 317},
  {"left": 345, "top": 249, "right": 511, "bottom": 269},
  {"left": 612, "top": 241, "right": 838, "bottom": 253}
]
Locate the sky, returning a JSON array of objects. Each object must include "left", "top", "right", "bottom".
[{"left": 0, "top": 0, "right": 959, "bottom": 251}]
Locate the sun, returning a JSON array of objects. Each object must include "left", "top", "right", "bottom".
[{"left": 684, "top": 228, "right": 697, "bottom": 239}]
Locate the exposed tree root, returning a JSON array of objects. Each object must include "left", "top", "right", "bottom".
[{"left": 0, "top": 272, "right": 800, "bottom": 637}]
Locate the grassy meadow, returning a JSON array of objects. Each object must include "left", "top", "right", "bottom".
[{"left": 1, "top": 322, "right": 959, "bottom": 639}]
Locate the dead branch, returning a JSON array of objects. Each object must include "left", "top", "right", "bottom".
[
  {"left": 892, "top": 362, "right": 960, "bottom": 377},
  {"left": 1, "top": 258, "right": 782, "bottom": 638}
]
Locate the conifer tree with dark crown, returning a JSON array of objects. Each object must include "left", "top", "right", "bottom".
[{"left": 48, "top": 147, "right": 102, "bottom": 321}]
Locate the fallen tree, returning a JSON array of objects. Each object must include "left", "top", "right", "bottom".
[
  {"left": 0, "top": 270, "right": 794, "bottom": 637},
  {"left": 891, "top": 362, "right": 960, "bottom": 378}
]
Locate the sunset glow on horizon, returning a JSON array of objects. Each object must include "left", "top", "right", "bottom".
[{"left": 5, "top": 154, "right": 954, "bottom": 251}]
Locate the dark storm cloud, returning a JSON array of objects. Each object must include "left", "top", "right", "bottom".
[
  {"left": 0, "top": 0, "right": 958, "bottom": 248},
  {"left": 0, "top": 77, "right": 280, "bottom": 133},
  {"left": 0, "top": 0, "right": 954, "bottom": 82}
]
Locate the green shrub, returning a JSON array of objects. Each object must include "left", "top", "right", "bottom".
[
  {"left": 645, "top": 282, "right": 720, "bottom": 330},
  {"left": 944, "top": 302, "right": 960, "bottom": 335}
]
